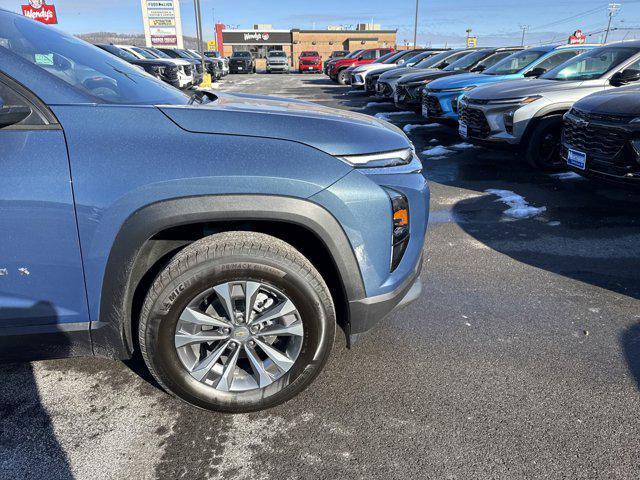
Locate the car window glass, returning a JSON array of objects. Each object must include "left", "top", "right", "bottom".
[
  {"left": 543, "top": 47, "right": 639, "bottom": 81},
  {"left": 132, "top": 47, "right": 156, "bottom": 59},
  {"left": 0, "top": 14, "right": 188, "bottom": 105},
  {"left": 0, "top": 79, "right": 46, "bottom": 126},
  {"left": 478, "top": 51, "right": 513, "bottom": 69},
  {"left": 413, "top": 50, "right": 457, "bottom": 68},
  {"left": 361, "top": 50, "right": 376, "bottom": 60},
  {"left": 532, "top": 50, "right": 580, "bottom": 72},
  {"left": 483, "top": 50, "right": 545, "bottom": 75},
  {"left": 444, "top": 50, "right": 491, "bottom": 71},
  {"left": 439, "top": 50, "right": 473, "bottom": 67},
  {"left": 101, "top": 45, "right": 138, "bottom": 61}
]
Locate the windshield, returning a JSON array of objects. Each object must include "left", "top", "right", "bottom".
[
  {"left": 131, "top": 46, "right": 157, "bottom": 60},
  {"left": 542, "top": 47, "right": 639, "bottom": 81},
  {"left": 232, "top": 51, "right": 252, "bottom": 58},
  {"left": 205, "top": 51, "right": 220, "bottom": 58},
  {"left": 98, "top": 45, "right": 138, "bottom": 62},
  {"left": 416, "top": 50, "right": 469, "bottom": 69},
  {"left": 146, "top": 47, "right": 170, "bottom": 59},
  {"left": 346, "top": 49, "right": 363, "bottom": 59},
  {"left": 332, "top": 51, "right": 348, "bottom": 58},
  {"left": 484, "top": 49, "right": 546, "bottom": 75},
  {"left": 0, "top": 13, "right": 188, "bottom": 105},
  {"left": 374, "top": 51, "right": 396, "bottom": 63},
  {"left": 301, "top": 51, "right": 319, "bottom": 57},
  {"left": 268, "top": 51, "right": 286, "bottom": 57},
  {"left": 444, "top": 50, "right": 491, "bottom": 71}
]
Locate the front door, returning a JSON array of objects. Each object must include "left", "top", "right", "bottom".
[{"left": 0, "top": 74, "right": 88, "bottom": 335}]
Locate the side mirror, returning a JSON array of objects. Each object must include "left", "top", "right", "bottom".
[
  {"left": 0, "top": 106, "right": 31, "bottom": 128},
  {"left": 470, "top": 65, "right": 486, "bottom": 73},
  {"left": 398, "top": 59, "right": 405, "bottom": 65},
  {"left": 611, "top": 69, "right": 640, "bottom": 86},
  {"left": 524, "top": 67, "right": 546, "bottom": 78},
  {"left": 440, "top": 62, "right": 449, "bottom": 68}
]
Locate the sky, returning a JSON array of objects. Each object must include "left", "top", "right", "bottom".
[{"left": 2, "top": 0, "right": 640, "bottom": 47}]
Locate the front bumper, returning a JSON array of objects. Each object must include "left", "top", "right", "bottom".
[
  {"left": 351, "top": 73, "right": 366, "bottom": 87},
  {"left": 348, "top": 255, "right": 423, "bottom": 345},
  {"left": 300, "top": 64, "right": 322, "bottom": 72},
  {"left": 268, "top": 63, "right": 289, "bottom": 71},
  {"left": 395, "top": 84, "right": 425, "bottom": 111},
  {"left": 375, "top": 81, "right": 394, "bottom": 98},
  {"left": 422, "top": 91, "right": 463, "bottom": 123}
]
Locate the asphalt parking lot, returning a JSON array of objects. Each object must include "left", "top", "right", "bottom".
[{"left": 3, "top": 72, "right": 640, "bottom": 480}]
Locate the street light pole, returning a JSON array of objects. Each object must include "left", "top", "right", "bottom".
[
  {"left": 193, "top": 0, "right": 206, "bottom": 78},
  {"left": 604, "top": 3, "right": 621, "bottom": 43},
  {"left": 413, "top": 0, "right": 419, "bottom": 48},
  {"left": 520, "top": 24, "right": 529, "bottom": 46}
]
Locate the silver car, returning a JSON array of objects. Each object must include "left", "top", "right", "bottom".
[
  {"left": 266, "top": 50, "right": 290, "bottom": 74},
  {"left": 457, "top": 42, "right": 640, "bottom": 169}
]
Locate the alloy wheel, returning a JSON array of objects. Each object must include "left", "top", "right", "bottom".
[{"left": 174, "top": 281, "right": 304, "bottom": 392}]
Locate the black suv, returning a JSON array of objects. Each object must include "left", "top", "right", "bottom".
[
  {"left": 229, "top": 51, "right": 256, "bottom": 74},
  {"left": 96, "top": 44, "right": 180, "bottom": 88},
  {"left": 562, "top": 84, "right": 640, "bottom": 184}
]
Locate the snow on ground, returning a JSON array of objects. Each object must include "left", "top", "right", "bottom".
[
  {"left": 422, "top": 146, "right": 453, "bottom": 157},
  {"left": 451, "top": 143, "right": 477, "bottom": 150},
  {"left": 549, "top": 172, "right": 584, "bottom": 180},
  {"left": 403, "top": 124, "right": 439, "bottom": 133},
  {"left": 485, "top": 189, "right": 547, "bottom": 219}
]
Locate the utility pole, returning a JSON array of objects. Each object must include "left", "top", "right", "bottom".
[
  {"left": 193, "top": 0, "right": 206, "bottom": 84},
  {"left": 413, "top": 0, "right": 419, "bottom": 48},
  {"left": 466, "top": 28, "right": 472, "bottom": 47},
  {"left": 604, "top": 3, "right": 621, "bottom": 43},
  {"left": 519, "top": 24, "right": 529, "bottom": 46}
]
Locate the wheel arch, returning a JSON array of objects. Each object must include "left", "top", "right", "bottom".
[
  {"left": 93, "top": 195, "right": 366, "bottom": 360},
  {"left": 521, "top": 106, "right": 570, "bottom": 147}
]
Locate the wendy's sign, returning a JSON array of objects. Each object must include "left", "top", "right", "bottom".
[{"left": 22, "top": 0, "right": 58, "bottom": 24}]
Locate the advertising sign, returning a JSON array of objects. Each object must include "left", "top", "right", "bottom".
[
  {"left": 140, "top": 0, "right": 184, "bottom": 48},
  {"left": 21, "top": 0, "right": 57, "bottom": 24},
  {"left": 223, "top": 30, "right": 293, "bottom": 45},
  {"left": 568, "top": 29, "right": 586, "bottom": 45},
  {"left": 215, "top": 23, "right": 226, "bottom": 54},
  {"left": 466, "top": 36, "right": 477, "bottom": 48}
]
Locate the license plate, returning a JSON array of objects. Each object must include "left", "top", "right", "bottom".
[
  {"left": 567, "top": 148, "right": 587, "bottom": 170},
  {"left": 459, "top": 122, "right": 468, "bottom": 138},
  {"left": 394, "top": 91, "right": 399, "bottom": 103},
  {"left": 237, "top": 67, "right": 243, "bottom": 71},
  {"left": 422, "top": 104, "right": 428, "bottom": 117}
]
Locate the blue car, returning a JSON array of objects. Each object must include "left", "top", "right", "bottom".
[
  {"left": 0, "top": 10, "right": 428, "bottom": 412},
  {"left": 422, "top": 44, "right": 595, "bottom": 124}
]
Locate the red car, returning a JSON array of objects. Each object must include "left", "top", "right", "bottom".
[
  {"left": 329, "top": 47, "right": 395, "bottom": 85},
  {"left": 298, "top": 51, "right": 322, "bottom": 73}
]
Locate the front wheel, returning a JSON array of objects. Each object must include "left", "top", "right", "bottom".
[
  {"left": 337, "top": 69, "right": 350, "bottom": 85},
  {"left": 525, "top": 114, "right": 565, "bottom": 171},
  {"left": 139, "top": 232, "right": 336, "bottom": 413}
]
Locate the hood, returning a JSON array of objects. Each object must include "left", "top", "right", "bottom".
[
  {"left": 466, "top": 78, "right": 584, "bottom": 100},
  {"left": 159, "top": 92, "right": 410, "bottom": 156},
  {"left": 380, "top": 67, "right": 438, "bottom": 81},
  {"left": 333, "top": 58, "right": 357, "bottom": 67},
  {"left": 299, "top": 56, "right": 320, "bottom": 61},
  {"left": 428, "top": 72, "right": 490, "bottom": 90},
  {"left": 398, "top": 70, "right": 457, "bottom": 85},
  {"left": 164, "top": 58, "right": 192, "bottom": 66},
  {"left": 354, "top": 63, "right": 394, "bottom": 74},
  {"left": 574, "top": 85, "right": 640, "bottom": 116}
]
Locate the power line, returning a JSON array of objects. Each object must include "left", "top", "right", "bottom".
[{"left": 605, "top": 3, "right": 621, "bottom": 43}]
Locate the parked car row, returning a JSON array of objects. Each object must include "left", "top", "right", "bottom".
[
  {"left": 345, "top": 41, "right": 640, "bottom": 183},
  {"left": 97, "top": 44, "right": 229, "bottom": 89}
]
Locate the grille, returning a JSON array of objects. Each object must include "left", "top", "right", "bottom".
[
  {"left": 571, "top": 108, "right": 632, "bottom": 125},
  {"left": 164, "top": 67, "right": 179, "bottom": 81},
  {"left": 195, "top": 64, "right": 203, "bottom": 74},
  {"left": 183, "top": 65, "right": 192, "bottom": 76},
  {"left": 395, "top": 85, "right": 409, "bottom": 101},
  {"left": 563, "top": 115, "right": 627, "bottom": 158},
  {"left": 423, "top": 94, "right": 444, "bottom": 117},
  {"left": 458, "top": 105, "right": 491, "bottom": 138},
  {"left": 366, "top": 75, "right": 379, "bottom": 91},
  {"left": 301, "top": 59, "right": 318, "bottom": 66}
]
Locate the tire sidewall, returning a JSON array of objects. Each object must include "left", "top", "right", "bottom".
[
  {"left": 143, "top": 253, "right": 334, "bottom": 412},
  {"left": 526, "top": 115, "right": 564, "bottom": 171}
]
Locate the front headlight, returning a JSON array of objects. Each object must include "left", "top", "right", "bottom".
[{"left": 337, "top": 148, "right": 414, "bottom": 168}]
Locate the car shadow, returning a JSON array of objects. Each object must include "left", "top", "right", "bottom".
[
  {"left": 622, "top": 321, "right": 640, "bottom": 392},
  {"left": 0, "top": 302, "right": 75, "bottom": 479}
]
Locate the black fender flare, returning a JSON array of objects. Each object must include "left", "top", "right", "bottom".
[
  {"left": 521, "top": 105, "right": 571, "bottom": 147},
  {"left": 92, "top": 194, "right": 366, "bottom": 359}
]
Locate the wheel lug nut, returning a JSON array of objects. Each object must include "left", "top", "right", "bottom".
[
  {"left": 248, "top": 340, "right": 255, "bottom": 347},
  {"left": 222, "top": 328, "right": 230, "bottom": 334},
  {"left": 250, "top": 325, "right": 259, "bottom": 334}
]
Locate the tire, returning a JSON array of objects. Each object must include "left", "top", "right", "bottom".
[
  {"left": 139, "top": 231, "right": 336, "bottom": 413},
  {"left": 525, "top": 114, "right": 566, "bottom": 171},
  {"left": 337, "top": 69, "right": 350, "bottom": 85}
]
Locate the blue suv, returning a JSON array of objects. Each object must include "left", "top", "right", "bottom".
[
  {"left": 0, "top": 11, "right": 429, "bottom": 412},
  {"left": 423, "top": 44, "right": 594, "bottom": 124}
]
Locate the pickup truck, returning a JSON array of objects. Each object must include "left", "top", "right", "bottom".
[
  {"left": 0, "top": 9, "right": 429, "bottom": 413},
  {"left": 329, "top": 48, "right": 395, "bottom": 85}
]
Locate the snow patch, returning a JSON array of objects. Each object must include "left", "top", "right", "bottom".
[
  {"left": 374, "top": 111, "right": 414, "bottom": 119},
  {"left": 403, "top": 123, "right": 439, "bottom": 133},
  {"left": 451, "top": 142, "right": 476, "bottom": 150},
  {"left": 550, "top": 171, "right": 584, "bottom": 180},
  {"left": 421, "top": 146, "right": 452, "bottom": 157},
  {"left": 485, "top": 189, "right": 547, "bottom": 219}
]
